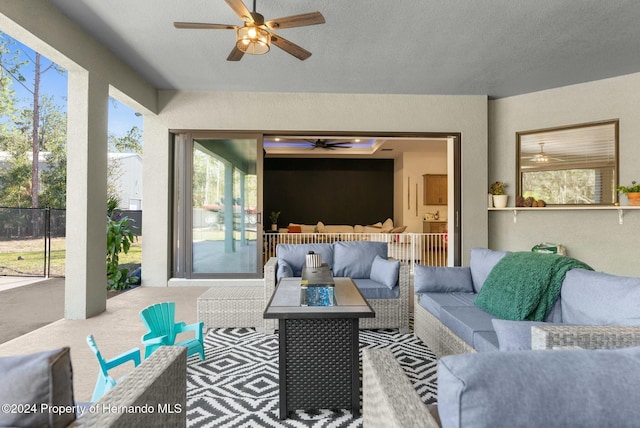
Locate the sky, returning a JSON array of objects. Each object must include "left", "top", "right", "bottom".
[{"left": 1, "top": 33, "right": 143, "bottom": 138}]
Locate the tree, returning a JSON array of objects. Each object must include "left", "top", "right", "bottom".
[{"left": 108, "top": 125, "right": 142, "bottom": 154}]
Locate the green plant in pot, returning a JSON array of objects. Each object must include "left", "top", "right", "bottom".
[
  {"left": 269, "top": 211, "right": 281, "bottom": 231},
  {"left": 617, "top": 181, "right": 640, "bottom": 206},
  {"left": 489, "top": 181, "right": 508, "bottom": 208}
]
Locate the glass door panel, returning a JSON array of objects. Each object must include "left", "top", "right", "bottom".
[{"left": 173, "top": 133, "right": 262, "bottom": 278}]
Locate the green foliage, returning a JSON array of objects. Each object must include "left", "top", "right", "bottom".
[
  {"left": 269, "top": 211, "right": 281, "bottom": 223},
  {"left": 489, "top": 181, "right": 505, "bottom": 195},
  {"left": 106, "top": 214, "right": 138, "bottom": 290},
  {"left": 108, "top": 125, "right": 143, "bottom": 154},
  {"left": 617, "top": 181, "right": 640, "bottom": 194}
]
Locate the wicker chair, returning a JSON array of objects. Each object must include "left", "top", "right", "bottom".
[
  {"left": 263, "top": 257, "right": 410, "bottom": 333},
  {"left": 363, "top": 325, "right": 640, "bottom": 428}
]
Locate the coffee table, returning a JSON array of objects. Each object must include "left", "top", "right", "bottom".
[{"left": 263, "top": 270, "right": 374, "bottom": 419}]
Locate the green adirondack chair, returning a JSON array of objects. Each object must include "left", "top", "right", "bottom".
[
  {"left": 86, "top": 334, "right": 141, "bottom": 401},
  {"left": 139, "top": 302, "right": 205, "bottom": 360}
]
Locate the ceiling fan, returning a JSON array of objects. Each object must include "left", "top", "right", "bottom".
[
  {"left": 306, "top": 139, "right": 352, "bottom": 150},
  {"left": 528, "top": 142, "right": 563, "bottom": 162},
  {"left": 173, "top": 0, "right": 325, "bottom": 61}
]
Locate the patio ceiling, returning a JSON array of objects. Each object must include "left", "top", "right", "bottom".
[{"left": 48, "top": 0, "right": 640, "bottom": 99}]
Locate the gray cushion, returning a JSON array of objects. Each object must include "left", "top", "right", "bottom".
[
  {"left": 332, "top": 241, "right": 388, "bottom": 278},
  {"left": 352, "top": 278, "right": 400, "bottom": 299},
  {"left": 369, "top": 255, "right": 400, "bottom": 289},
  {"left": 492, "top": 319, "right": 569, "bottom": 351},
  {"left": 417, "top": 292, "right": 477, "bottom": 319},
  {"left": 276, "top": 259, "right": 293, "bottom": 281},
  {"left": 439, "top": 306, "right": 495, "bottom": 345},
  {"left": 561, "top": 268, "right": 640, "bottom": 325},
  {"left": 276, "top": 243, "right": 334, "bottom": 277},
  {"left": 469, "top": 247, "right": 509, "bottom": 292},
  {"left": 472, "top": 330, "right": 499, "bottom": 352},
  {"left": 414, "top": 265, "right": 474, "bottom": 293},
  {"left": 437, "top": 346, "right": 640, "bottom": 428},
  {"left": 0, "top": 347, "right": 75, "bottom": 428}
]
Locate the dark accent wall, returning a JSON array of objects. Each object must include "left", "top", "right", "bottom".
[{"left": 264, "top": 158, "right": 394, "bottom": 227}]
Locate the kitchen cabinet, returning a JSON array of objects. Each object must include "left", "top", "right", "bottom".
[{"left": 423, "top": 174, "right": 447, "bottom": 205}]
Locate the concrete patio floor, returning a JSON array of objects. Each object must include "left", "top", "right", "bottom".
[{"left": 0, "top": 283, "right": 209, "bottom": 402}]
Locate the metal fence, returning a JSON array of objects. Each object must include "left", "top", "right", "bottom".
[
  {"left": 263, "top": 232, "right": 449, "bottom": 272},
  {"left": 0, "top": 207, "right": 141, "bottom": 278}
]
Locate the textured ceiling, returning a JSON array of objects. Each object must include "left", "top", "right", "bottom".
[{"left": 49, "top": 0, "right": 640, "bottom": 99}]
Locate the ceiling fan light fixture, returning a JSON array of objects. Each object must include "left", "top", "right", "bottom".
[{"left": 236, "top": 25, "right": 270, "bottom": 55}]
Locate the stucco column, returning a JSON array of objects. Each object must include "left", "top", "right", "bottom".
[{"left": 65, "top": 70, "right": 108, "bottom": 318}]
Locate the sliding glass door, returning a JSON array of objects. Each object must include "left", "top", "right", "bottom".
[{"left": 173, "top": 132, "right": 262, "bottom": 278}]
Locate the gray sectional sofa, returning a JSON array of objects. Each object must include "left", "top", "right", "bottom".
[
  {"left": 264, "top": 241, "right": 410, "bottom": 332},
  {"left": 413, "top": 247, "right": 640, "bottom": 356}
]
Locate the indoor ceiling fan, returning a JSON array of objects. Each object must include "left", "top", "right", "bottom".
[
  {"left": 305, "top": 139, "right": 352, "bottom": 150},
  {"left": 173, "top": 0, "right": 325, "bottom": 61},
  {"left": 528, "top": 142, "right": 563, "bottom": 162}
]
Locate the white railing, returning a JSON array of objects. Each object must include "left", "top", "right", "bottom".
[{"left": 263, "top": 232, "right": 448, "bottom": 272}]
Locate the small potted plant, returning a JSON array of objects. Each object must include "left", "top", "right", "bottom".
[
  {"left": 269, "top": 211, "right": 281, "bottom": 231},
  {"left": 489, "top": 181, "right": 508, "bottom": 208},
  {"left": 617, "top": 181, "right": 640, "bottom": 206}
]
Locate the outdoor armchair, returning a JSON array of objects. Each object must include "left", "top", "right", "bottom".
[
  {"left": 139, "top": 301, "right": 205, "bottom": 360},
  {"left": 86, "top": 334, "right": 141, "bottom": 401}
]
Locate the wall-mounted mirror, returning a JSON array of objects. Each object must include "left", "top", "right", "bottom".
[{"left": 516, "top": 120, "right": 618, "bottom": 205}]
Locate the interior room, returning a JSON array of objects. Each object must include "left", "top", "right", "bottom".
[{"left": 1, "top": 1, "right": 640, "bottom": 427}]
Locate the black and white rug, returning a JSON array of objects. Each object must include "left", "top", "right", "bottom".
[{"left": 186, "top": 327, "right": 437, "bottom": 427}]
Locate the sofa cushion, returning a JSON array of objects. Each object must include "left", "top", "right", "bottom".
[
  {"left": 352, "top": 278, "right": 400, "bottom": 299},
  {"left": 333, "top": 241, "right": 388, "bottom": 278},
  {"left": 0, "top": 347, "right": 75, "bottom": 428},
  {"left": 324, "top": 225, "right": 355, "bottom": 233},
  {"left": 369, "top": 255, "right": 400, "bottom": 289},
  {"left": 437, "top": 346, "right": 640, "bottom": 428},
  {"left": 473, "top": 330, "right": 499, "bottom": 352},
  {"left": 418, "top": 292, "right": 477, "bottom": 319},
  {"left": 439, "top": 306, "right": 495, "bottom": 345},
  {"left": 414, "top": 265, "right": 474, "bottom": 293},
  {"left": 561, "top": 268, "right": 640, "bottom": 325},
  {"left": 469, "top": 247, "right": 509, "bottom": 292},
  {"left": 492, "top": 319, "right": 570, "bottom": 351},
  {"left": 276, "top": 243, "right": 334, "bottom": 277},
  {"left": 289, "top": 223, "right": 316, "bottom": 233}
]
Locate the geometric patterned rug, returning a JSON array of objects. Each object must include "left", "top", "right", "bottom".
[{"left": 186, "top": 327, "right": 438, "bottom": 427}]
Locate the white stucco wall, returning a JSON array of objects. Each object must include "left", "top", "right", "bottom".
[{"left": 489, "top": 72, "right": 640, "bottom": 276}]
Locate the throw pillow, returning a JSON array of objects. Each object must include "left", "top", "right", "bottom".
[
  {"left": 492, "top": 319, "right": 569, "bottom": 351},
  {"left": 414, "top": 265, "right": 474, "bottom": 293},
  {"left": 390, "top": 225, "right": 407, "bottom": 233},
  {"left": 437, "top": 346, "right": 640, "bottom": 428},
  {"left": 369, "top": 255, "right": 400, "bottom": 289},
  {"left": 0, "top": 347, "right": 75, "bottom": 428},
  {"left": 287, "top": 225, "right": 302, "bottom": 233},
  {"left": 316, "top": 221, "right": 326, "bottom": 233},
  {"left": 382, "top": 218, "right": 394, "bottom": 229},
  {"left": 561, "top": 268, "right": 640, "bottom": 325},
  {"left": 276, "top": 259, "right": 294, "bottom": 280}
]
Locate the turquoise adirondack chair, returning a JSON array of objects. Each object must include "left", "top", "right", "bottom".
[
  {"left": 86, "top": 334, "right": 141, "bottom": 401},
  {"left": 139, "top": 302, "right": 205, "bottom": 360}
]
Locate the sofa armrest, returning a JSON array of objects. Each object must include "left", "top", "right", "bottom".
[
  {"left": 72, "top": 346, "right": 187, "bottom": 427},
  {"left": 363, "top": 349, "right": 439, "bottom": 428},
  {"left": 264, "top": 257, "right": 278, "bottom": 301},
  {"left": 531, "top": 325, "right": 640, "bottom": 350}
]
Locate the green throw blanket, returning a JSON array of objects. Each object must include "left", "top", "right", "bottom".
[{"left": 474, "top": 252, "right": 593, "bottom": 321}]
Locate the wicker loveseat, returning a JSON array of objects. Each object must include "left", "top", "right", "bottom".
[
  {"left": 363, "top": 326, "right": 640, "bottom": 428},
  {"left": 264, "top": 241, "right": 410, "bottom": 332}
]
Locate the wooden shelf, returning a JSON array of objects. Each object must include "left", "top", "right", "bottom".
[{"left": 488, "top": 205, "right": 640, "bottom": 224}]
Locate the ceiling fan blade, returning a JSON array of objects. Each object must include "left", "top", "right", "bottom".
[
  {"left": 225, "top": 0, "right": 254, "bottom": 23},
  {"left": 265, "top": 11, "right": 325, "bottom": 30},
  {"left": 227, "top": 46, "right": 245, "bottom": 61},
  {"left": 270, "top": 34, "right": 312, "bottom": 60},
  {"left": 174, "top": 22, "right": 237, "bottom": 30}
]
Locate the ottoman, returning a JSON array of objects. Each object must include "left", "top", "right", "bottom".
[{"left": 197, "top": 286, "right": 265, "bottom": 330}]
